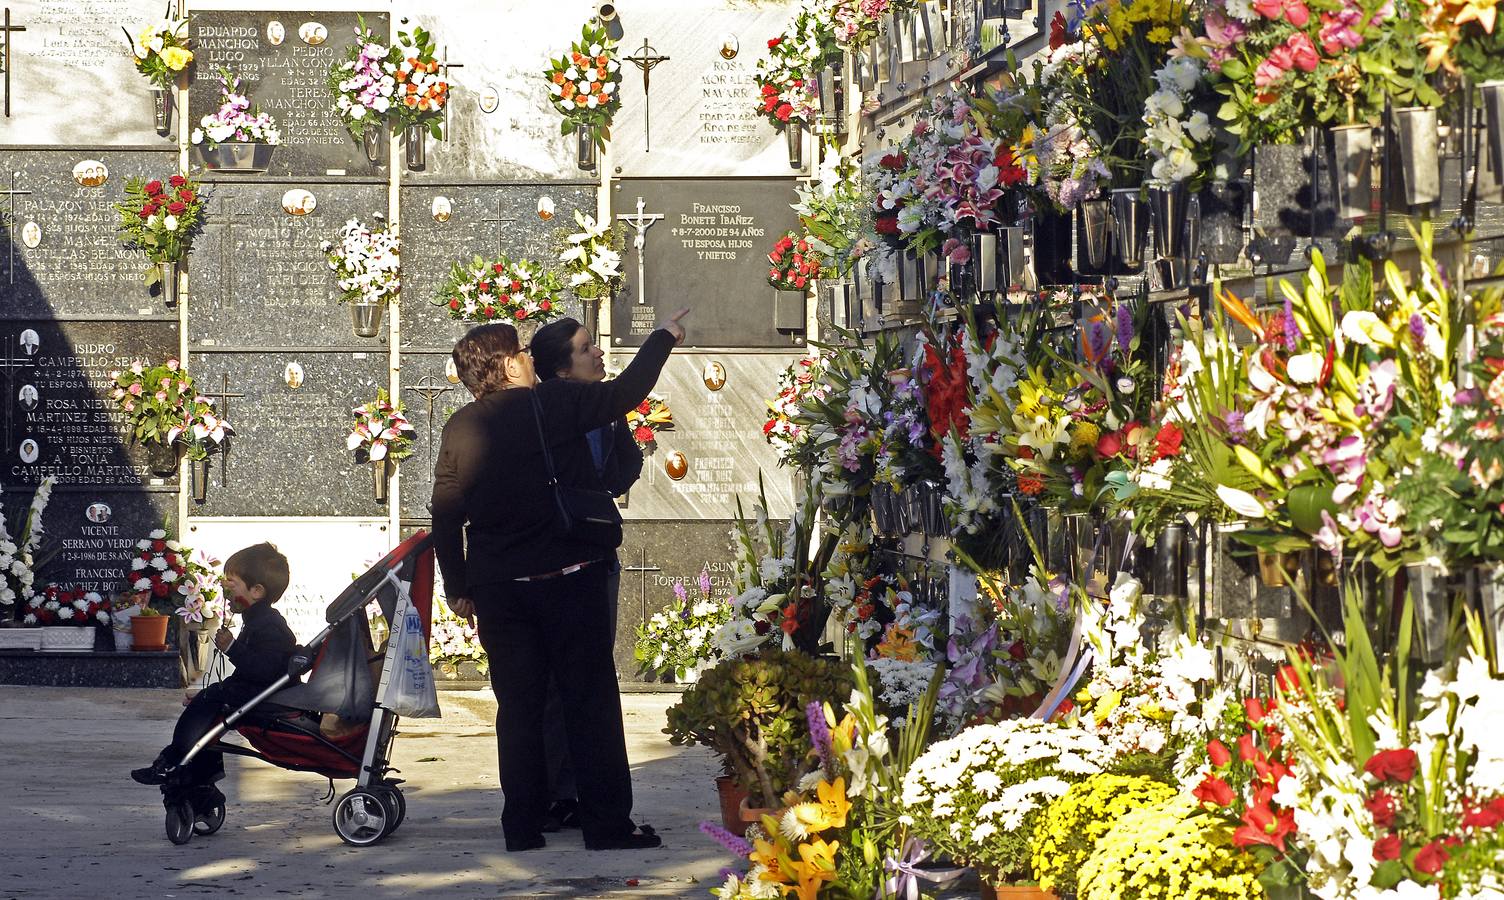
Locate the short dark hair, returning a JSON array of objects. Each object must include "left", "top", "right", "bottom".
[
  {"left": 530, "top": 318, "right": 586, "bottom": 382},
  {"left": 452, "top": 323, "right": 519, "bottom": 397},
  {"left": 225, "top": 542, "right": 290, "bottom": 604}
]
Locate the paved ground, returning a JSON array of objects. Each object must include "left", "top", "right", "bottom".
[{"left": 0, "top": 687, "right": 729, "bottom": 899}]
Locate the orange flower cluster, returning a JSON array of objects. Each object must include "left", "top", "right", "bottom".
[
  {"left": 551, "top": 51, "right": 613, "bottom": 109},
  {"left": 396, "top": 56, "right": 447, "bottom": 112}
]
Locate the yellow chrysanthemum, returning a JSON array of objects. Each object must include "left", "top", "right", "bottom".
[
  {"left": 1146, "top": 25, "right": 1172, "bottom": 43},
  {"left": 1070, "top": 421, "right": 1101, "bottom": 457}
]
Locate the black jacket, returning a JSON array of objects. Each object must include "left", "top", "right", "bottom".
[
  {"left": 597, "top": 418, "right": 644, "bottom": 498},
  {"left": 430, "top": 328, "right": 673, "bottom": 591},
  {"left": 224, "top": 600, "right": 298, "bottom": 691}
]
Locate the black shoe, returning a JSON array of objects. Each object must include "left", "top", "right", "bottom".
[
  {"left": 130, "top": 763, "right": 169, "bottom": 786},
  {"left": 542, "top": 800, "right": 580, "bottom": 833},
  {"left": 505, "top": 833, "right": 547, "bottom": 852},
  {"left": 585, "top": 824, "right": 660, "bottom": 851}
]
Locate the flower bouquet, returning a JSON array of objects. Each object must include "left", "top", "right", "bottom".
[
  {"left": 0, "top": 477, "right": 55, "bottom": 610},
  {"left": 752, "top": 14, "right": 832, "bottom": 130},
  {"left": 434, "top": 255, "right": 564, "bottom": 325},
  {"left": 175, "top": 394, "right": 233, "bottom": 462},
  {"left": 763, "top": 354, "right": 831, "bottom": 470},
  {"left": 390, "top": 21, "right": 449, "bottom": 143},
  {"left": 633, "top": 567, "right": 729, "bottom": 682},
  {"left": 767, "top": 230, "right": 823, "bottom": 292},
  {"left": 347, "top": 389, "right": 415, "bottom": 463},
  {"left": 321, "top": 216, "right": 401, "bottom": 306},
  {"left": 329, "top": 19, "right": 398, "bottom": 139},
  {"left": 191, "top": 69, "right": 281, "bottom": 171},
  {"left": 626, "top": 394, "right": 673, "bottom": 452},
  {"left": 430, "top": 598, "right": 486, "bottom": 675},
  {"left": 543, "top": 22, "right": 621, "bottom": 151},
  {"left": 115, "top": 174, "right": 204, "bottom": 292},
  {"left": 25, "top": 585, "right": 109, "bottom": 627},
  {"left": 793, "top": 159, "right": 875, "bottom": 278},
  {"left": 125, "top": 528, "right": 224, "bottom": 623},
  {"left": 1032, "top": 772, "right": 1179, "bottom": 896},
  {"left": 557, "top": 210, "right": 625, "bottom": 301},
  {"left": 110, "top": 358, "right": 194, "bottom": 449},
  {"left": 126, "top": 13, "right": 193, "bottom": 90}
]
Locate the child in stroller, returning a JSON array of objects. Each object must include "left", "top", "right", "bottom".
[{"left": 133, "top": 532, "right": 436, "bottom": 846}]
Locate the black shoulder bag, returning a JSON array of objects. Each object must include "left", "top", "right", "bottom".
[{"left": 528, "top": 389, "right": 624, "bottom": 549}]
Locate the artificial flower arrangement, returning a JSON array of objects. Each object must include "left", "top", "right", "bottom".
[
  {"left": 763, "top": 354, "right": 831, "bottom": 470},
  {"left": 110, "top": 358, "right": 195, "bottom": 447},
  {"left": 115, "top": 173, "right": 205, "bottom": 287},
  {"left": 543, "top": 22, "right": 622, "bottom": 150},
  {"left": 557, "top": 209, "right": 625, "bottom": 302},
  {"left": 434, "top": 254, "right": 565, "bottom": 324},
  {"left": 900, "top": 717, "right": 1109, "bottom": 883},
  {"left": 753, "top": 0, "right": 840, "bottom": 129},
  {"left": 176, "top": 395, "right": 233, "bottom": 462},
  {"left": 625, "top": 394, "right": 673, "bottom": 452},
  {"left": 633, "top": 567, "right": 729, "bottom": 683},
  {"left": 716, "top": 486, "right": 834, "bottom": 658},
  {"left": 1031, "top": 35, "right": 1114, "bottom": 211},
  {"left": 347, "top": 389, "right": 416, "bottom": 463},
  {"left": 0, "top": 477, "right": 55, "bottom": 610},
  {"left": 329, "top": 18, "right": 449, "bottom": 140},
  {"left": 128, "top": 13, "right": 194, "bottom": 90},
  {"left": 825, "top": 0, "right": 919, "bottom": 51},
  {"left": 793, "top": 157, "right": 876, "bottom": 279},
  {"left": 767, "top": 230, "right": 823, "bottom": 292},
  {"left": 191, "top": 69, "right": 281, "bottom": 150},
  {"left": 1142, "top": 55, "right": 1221, "bottom": 188},
  {"left": 25, "top": 585, "right": 110, "bottom": 627},
  {"left": 320, "top": 215, "right": 401, "bottom": 306},
  {"left": 429, "top": 597, "right": 486, "bottom": 675},
  {"left": 124, "top": 527, "right": 224, "bottom": 623}
]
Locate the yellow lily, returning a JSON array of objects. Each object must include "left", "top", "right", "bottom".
[
  {"left": 816, "top": 777, "right": 850, "bottom": 829},
  {"left": 1456, "top": 0, "right": 1499, "bottom": 32},
  {"left": 875, "top": 623, "right": 919, "bottom": 661},
  {"left": 790, "top": 837, "right": 840, "bottom": 900}
]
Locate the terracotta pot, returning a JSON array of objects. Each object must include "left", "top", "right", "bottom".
[
  {"left": 737, "top": 795, "right": 781, "bottom": 827},
  {"left": 131, "top": 614, "right": 170, "bottom": 651},
  {"left": 980, "top": 884, "right": 1058, "bottom": 900},
  {"left": 716, "top": 775, "right": 750, "bottom": 836}
]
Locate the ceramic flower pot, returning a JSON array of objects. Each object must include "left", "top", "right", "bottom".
[
  {"left": 151, "top": 88, "right": 173, "bottom": 137},
  {"left": 1386, "top": 107, "right": 1441, "bottom": 208},
  {"left": 774, "top": 289, "right": 807, "bottom": 332},
  {"left": 981, "top": 883, "right": 1058, "bottom": 900},
  {"left": 404, "top": 124, "right": 427, "bottom": 171},
  {"left": 350, "top": 300, "right": 384, "bottom": 338},
  {"left": 131, "top": 614, "right": 170, "bottom": 651},
  {"left": 715, "top": 775, "right": 750, "bottom": 837},
  {"left": 1324, "top": 123, "right": 1373, "bottom": 221},
  {"left": 737, "top": 795, "right": 782, "bottom": 827},
  {"left": 198, "top": 141, "right": 276, "bottom": 173},
  {"left": 372, "top": 456, "right": 392, "bottom": 503},
  {"left": 577, "top": 125, "right": 598, "bottom": 172}
]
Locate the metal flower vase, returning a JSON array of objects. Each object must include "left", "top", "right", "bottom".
[
  {"left": 362, "top": 125, "right": 382, "bottom": 164},
  {"left": 577, "top": 125, "right": 598, "bottom": 172},
  {"left": 151, "top": 88, "right": 172, "bottom": 137},
  {"left": 404, "top": 124, "right": 427, "bottom": 171},
  {"left": 350, "top": 301, "right": 384, "bottom": 338},
  {"left": 1388, "top": 107, "right": 1441, "bottom": 208},
  {"left": 1479, "top": 565, "right": 1504, "bottom": 665},
  {"left": 147, "top": 439, "right": 182, "bottom": 477},
  {"left": 1325, "top": 123, "right": 1373, "bottom": 220},
  {"left": 1477, "top": 81, "right": 1504, "bottom": 203},
  {"left": 774, "top": 289, "right": 807, "bottom": 332},
  {"left": 156, "top": 261, "right": 179, "bottom": 307},
  {"left": 1195, "top": 180, "right": 1246, "bottom": 264},
  {"left": 198, "top": 141, "right": 276, "bottom": 173},
  {"left": 1404, "top": 563, "right": 1450, "bottom": 665},
  {"left": 372, "top": 457, "right": 392, "bottom": 503},
  {"left": 189, "top": 458, "right": 210, "bottom": 503},
  {"left": 1079, "top": 197, "right": 1111, "bottom": 271},
  {"left": 785, "top": 123, "right": 804, "bottom": 169},
  {"left": 1109, "top": 187, "right": 1147, "bottom": 268},
  {"left": 1148, "top": 182, "right": 1190, "bottom": 260}
]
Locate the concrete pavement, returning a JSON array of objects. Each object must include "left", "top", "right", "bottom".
[{"left": 0, "top": 687, "right": 729, "bottom": 899}]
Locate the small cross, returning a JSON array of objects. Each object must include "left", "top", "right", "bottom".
[
  {"left": 217, "top": 207, "right": 260, "bottom": 301},
  {"left": 405, "top": 374, "right": 452, "bottom": 474},
  {"left": 196, "top": 372, "right": 245, "bottom": 485},
  {"left": 0, "top": 170, "right": 30, "bottom": 285},
  {"left": 624, "top": 38, "right": 670, "bottom": 152},
  {"left": 621, "top": 547, "right": 662, "bottom": 626},
  {"left": 479, "top": 195, "right": 519, "bottom": 257},
  {"left": 2, "top": 8, "right": 26, "bottom": 118},
  {"left": 438, "top": 44, "right": 463, "bottom": 135}
]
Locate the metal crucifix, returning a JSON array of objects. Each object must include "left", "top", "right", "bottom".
[
  {"left": 2, "top": 8, "right": 26, "bottom": 118},
  {"left": 1, "top": 170, "right": 31, "bottom": 285},
  {"left": 405, "top": 374, "right": 453, "bottom": 475},
  {"left": 195, "top": 373, "right": 245, "bottom": 485},
  {"left": 624, "top": 38, "right": 669, "bottom": 152},
  {"left": 615, "top": 196, "right": 662, "bottom": 306}
]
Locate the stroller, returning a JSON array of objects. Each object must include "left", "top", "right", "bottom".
[{"left": 160, "top": 530, "right": 436, "bottom": 847}]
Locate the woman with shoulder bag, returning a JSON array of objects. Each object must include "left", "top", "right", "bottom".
[{"left": 431, "top": 308, "right": 688, "bottom": 852}]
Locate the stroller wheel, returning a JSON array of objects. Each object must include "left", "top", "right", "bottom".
[
  {"left": 165, "top": 800, "right": 195, "bottom": 845},
  {"left": 332, "top": 789, "right": 389, "bottom": 846},
  {"left": 372, "top": 785, "right": 406, "bottom": 835},
  {"left": 193, "top": 803, "right": 226, "bottom": 835}
]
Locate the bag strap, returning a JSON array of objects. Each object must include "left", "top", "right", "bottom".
[{"left": 528, "top": 389, "right": 560, "bottom": 487}]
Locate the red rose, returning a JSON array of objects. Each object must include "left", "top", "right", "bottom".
[
  {"left": 763, "top": 97, "right": 778, "bottom": 112},
  {"left": 178, "top": 189, "right": 195, "bottom": 203},
  {"left": 144, "top": 180, "right": 163, "bottom": 194},
  {"left": 1413, "top": 840, "right": 1450, "bottom": 875},
  {"left": 540, "top": 300, "right": 551, "bottom": 311},
  {"left": 514, "top": 309, "right": 526, "bottom": 320},
  {"left": 1095, "top": 431, "right": 1123, "bottom": 458},
  {"left": 767, "top": 37, "right": 781, "bottom": 49},
  {"left": 1461, "top": 801, "right": 1502, "bottom": 829},
  {"left": 1364, "top": 749, "right": 1419, "bottom": 784},
  {"left": 169, "top": 175, "right": 186, "bottom": 187},
  {"left": 167, "top": 201, "right": 186, "bottom": 215},
  {"left": 152, "top": 540, "right": 166, "bottom": 552},
  {"left": 449, "top": 299, "right": 460, "bottom": 311},
  {"left": 634, "top": 425, "right": 654, "bottom": 443},
  {"left": 1193, "top": 774, "right": 1235, "bottom": 808},
  {"left": 510, "top": 280, "right": 522, "bottom": 292},
  {"left": 775, "top": 103, "right": 793, "bottom": 122},
  {"left": 1237, "top": 732, "right": 1259, "bottom": 762},
  {"left": 493, "top": 263, "right": 505, "bottom": 274},
  {"left": 1366, "top": 789, "right": 1398, "bottom": 827},
  {"left": 138, "top": 209, "right": 152, "bottom": 219},
  {"left": 1008, "top": 640, "right": 1028, "bottom": 661},
  {"left": 1233, "top": 804, "right": 1296, "bottom": 852},
  {"left": 478, "top": 281, "right": 492, "bottom": 293},
  {"left": 1372, "top": 834, "right": 1402, "bottom": 861},
  {"left": 753, "top": 619, "right": 772, "bottom": 635},
  {"left": 1245, "top": 697, "right": 1267, "bottom": 723},
  {"left": 1207, "top": 739, "right": 1232, "bottom": 768}
]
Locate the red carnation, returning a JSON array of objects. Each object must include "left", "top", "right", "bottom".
[
  {"left": 144, "top": 180, "right": 163, "bottom": 194},
  {"left": 1372, "top": 834, "right": 1402, "bottom": 861},
  {"left": 449, "top": 299, "right": 460, "bottom": 311},
  {"left": 1413, "top": 840, "right": 1450, "bottom": 875},
  {"left": 1193, "top": 774, "right": 1235, "bottom": 808},
  {"left": 510, "top": 280, "right": 522, "bottom": 292},
  {"left": 152, "top": 540, "right": 166, "bottom": 552},
  {"left": 478, "top": 281, "right": 492, "bottom": 293},
  {"left": 775, "top": 103, "right": 793, "bottom": 122},
  {"left": 169, "top": 174, "right": 187, "bottom": 187},
  {"left": 1207, "top": 739, "right": 1232, "bottom": 768},
  {"left": 874, "top": 215, "right": 900, "bottom": 235},
  {"left": 514, "top": 309, "right": 527, "bottom": 320},
  {"left": 636, "top": 401, "right": 651, "bottom": 414},
  {"left": 1364, "top": 749, "right": 1419, "bottom": 784},
  {"left": 767, "top": 37, "right": 782, "bottom": 49},
  {"left": 634, "top": 425, "right": 654, "bottom": 443},
  {"left": 763, "top": 97, "right": 778, "bottom": 112},
  {"left": 153, "top": 581, "right": 170, "bottom": 597},
  {"left": 539, "top": 300, "right": 551, "bottom": 311},
  {"left": 493, "top": 263, "right": 505, "bottom": 274}
]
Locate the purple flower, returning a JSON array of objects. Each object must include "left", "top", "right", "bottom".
[
  {"left": 806, "top": 700, "right": 833, "bottom": 769},
  {"left": 700, "top": 821, "right": 753, "bottom": 857},
  {"left": 1282, "top": 297, "right": 1300, "bottom": 351},
  {"left": 698, "top": 567, "right": 713, "bottom": 597},
  {"left": 1115, "top": 304, "right": 1134, "bottom": 350},
  {"left": 1409, "top": 313, "right": 1426, "bottom": 347},
  {"left": 1224, "top": 410, "right": 1247, "bottom": 444},
  {"left": 1456, "top": 388, "right": 1483, "bottom": 406},
  {"left": 1086, "top": 319, "right": 1111, "bottom": 361},
  {"left": 674, "top": 581, "right": 688, "bottom": 603}
]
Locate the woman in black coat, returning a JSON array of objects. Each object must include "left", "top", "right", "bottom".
[{"left": 431, "top": 309, "right": 686, "bottom": 852}]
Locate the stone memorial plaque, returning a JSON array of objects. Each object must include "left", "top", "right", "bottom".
[
  {"left": 2, "top": 0, "right": 172, "bottom": 145},
  {"left": 394, "top": 351, "right": 469, "bottom": 521},
  {"left": 189, "top": 10, "right": 387, "bottom": 178},
  {"left": 36, "top": 488, "right": 176, "bottom": 595},
  {"left": 189, "top": 180, "right": 386, "bottom": 348},
  {"left": 0, "top": 149, "right": 180, "bottom": 318},
  {"left": 609, "top": 178, "right": 801, "bottom": 348},
  {"left": 397, "top": 183, "right": 594, "bottom": 350},
  {"left": 0, "top": 319, "right": 179, "bottom": 487},
  {"left": 404, "top": 0, "right": 600, "bottom": 180},
  {"left": 614, "top": 519, "right": 740, "bottom": 676},
  {"left": 609, "top": 0, "right": 804, "bottom": 178},
  {"left": 187, "top": 350, "right": 387, "bottom": 517},
  {"left": 617, "top": 351, "right": 797, "bottom": 521}
]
